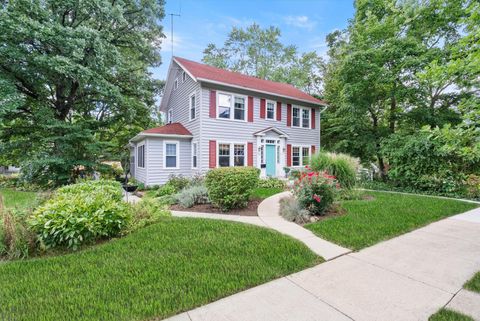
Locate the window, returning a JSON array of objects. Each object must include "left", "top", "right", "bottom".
[
  {"left": 164, "top": 142, "right": 178, "bottom": 169},
  {"left": 292, "top": 147, "right": 300, "bottom": 166},
  {"left": 292, "top": 107, "right": 300, "bottom": 127},
  {"left": 137, "top": 145, "right": 145, "bottom": 168},
  {"left": 234, "top": 144, "right": 245, "bottom": 166},
  {"left": 218, "top": 93, "right": 231, "bottom": 119},
  {"left": 189, "top": 93, "right": 196, "bottom": 120},
  {"left": 192, "top": 142, "right": 198, "bottom": 168},
  {"left": 302, "top": 147, "right": 310, "bottom": 165},
  {"left": 167, "top": 109, "right": 172, "bottom": 124},
  {"left": 217, "top": 92, "right": 247, "bottom": 121},
  {"left": 218, "top": 143, "right": 230, "bottom": 167},
  {"left": 266, "top": 101, "right": 275, "bottom": 120},
  {"left": 174, "top": 78, "right": 178, "bottom": 90},
  {"left": 292, "top": 146, "right": 310, "bottom": 167},
  {"left": 182, "top": 71, "right": 186, "bottom": 82},
  {"left": 292, "top": 106, "right": 311, "bottom": 128}
]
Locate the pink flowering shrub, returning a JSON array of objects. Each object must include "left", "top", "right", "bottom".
[{"left": 292, "top": 166, "right": 339, "bottom": 215}]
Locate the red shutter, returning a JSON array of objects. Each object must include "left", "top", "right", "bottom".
[
  {"left": 209, "top": 90, "right": 216, "bottom": 118},
  {"left": 287, "top": 104, "right": 292, "bottom": 127},
  {"left": 311, "top": 108, "right": 316, "bottom": 129},
  {"left": 260, "top": 98, "right": 266, "bottom": 119},
  {"left": 276, "top": 101, "right": 282, "bottom": 121},
  {"left": 287, "top": 144, "right": 292, "bottom": 166},
  {"left": 248, "top": 96, "right": 254, "bottom": 122},
  {"left": 209, "top": 140, "right": 216, "bottom": 168},
  {"left": 247, "top": 143, "right": 254, "bottom": 166},
  {"left": 311, "top": 145, "right": 316, "bottom": 155}
]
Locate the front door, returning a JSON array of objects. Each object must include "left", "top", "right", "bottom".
[{"left": 266, "top": 144, "right": 276, "bottom": 177}]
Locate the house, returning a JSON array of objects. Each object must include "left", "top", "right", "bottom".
[{"left": 129, "top": 57, "right": 326, "bottom": 186}]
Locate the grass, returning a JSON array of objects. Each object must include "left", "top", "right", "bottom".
[
  {"left": 429, "top": 309, "right": 474, "bottom": 321},
  {"left": 251, "top": 187, "right": 284, "bottom": 199},
  {"left": 305, "top": 191, "right": 478, "bottom": 250},
  {"left": 0, "top": 188, "right": 38, "bottom": 210},
  {"left": 0, "top": 217, "right": 320, "bottom": 321},
  {"left": 464, "top": 271, "right": 480, "bottom": 293}
]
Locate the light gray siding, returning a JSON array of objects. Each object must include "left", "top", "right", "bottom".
[{"left": 133, "top": 139, "right": 147, "bottom": 184}]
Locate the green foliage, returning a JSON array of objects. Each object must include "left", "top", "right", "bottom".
[
  {"left": 279, "top": 197, "right": 310, "bottom": 224},
  {"left": 127, "top": 198, "right": 170, "bottom": 232},
  {"left": 292, "top": 171, "right": 338, "bottom": 215},
  {"left": 155, "top": 184, "right": 177, "bottom": 197},
  {"left": 29, "top": 181, "right": 131, "bottom": 250},
  {"left": 175, "top": 185, "right": 209, "bottom": 208},
  {"left": 429, "top": 309, "right": 474, "bottom": 321},
  {"left": 465, "top": 175, "right": 480, "bottom": 199},
  {"left": 257, "top": 177, "right": 286, "bottom": 189},
  {"left": 0, "top": 0, "right": 165, "bottom": 187},
  {"left": 464, "top": 271, "right": 480, "bottom": 293},
  {"left": 310, "top": 152, "right": 359, "bottom": 189},
  {"left": 250, "top": 187, "right": 284, "bottom": 200},
  {"left": 205, "top": 167, "right": 260, "bottom": 211},
  {"left": 166, "top": 174, "right": 190, "bottom": 192}
]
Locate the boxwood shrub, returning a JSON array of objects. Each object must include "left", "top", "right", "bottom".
[{"left": 205, "top": 167, "right": 260, "bottom": 211}]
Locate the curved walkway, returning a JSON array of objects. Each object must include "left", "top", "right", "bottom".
[{"left": 172, "top": 191, "right": 351, "bottom": 261}]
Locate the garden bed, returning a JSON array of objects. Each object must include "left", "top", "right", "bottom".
[{"left": 171, "top": 198, "right": 262, "bottom": 216}]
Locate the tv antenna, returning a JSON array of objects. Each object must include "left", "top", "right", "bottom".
[{"left": 169, "top": 13, "right": 181, "bottom": 56}]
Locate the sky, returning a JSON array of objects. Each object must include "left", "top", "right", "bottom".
[{"left": 152, "top": 0, "right": 355, "bottom": 80}]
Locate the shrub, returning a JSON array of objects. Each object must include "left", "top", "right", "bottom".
[
  {"left": 279, "top": 197, "right": 310, "bottom": 224},
  {"left": 175, "top": 184, "right": 209, "bottom": 208},
  {"left": 166, "top": 174, "right": 190, "bottom": 192},
  {"left": 155, "top": 184, "right": 176, "bottom": 197},
  {"left": 464, "top": 175, "right": 480, "bottom": 199},
  {"left": 1, "top": 208, "right": 36, "bottom": 259},
  {"left": 292, "top": 170, "right": 338, "bottom": 215},
  {"left": 257, "top": 177, "right": 286, "bottom": 189},
  {"left": 127, "top": 198, "right": 170, "bottom": 232},
  {"left": 29, "top": 181, "right": 132, "bottom": 250},
  {"left": 205, "top": 167, "right": 260, "bottom": 211},
  {"left": 309, "top": 152, "right": 359, "bottom": 189},
  {"left": 157, "top": 195, "right": 177, "bottom": 206}
]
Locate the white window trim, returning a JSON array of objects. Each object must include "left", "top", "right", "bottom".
[
  {"left": 216, "top": 141, "right": 248, "bottom": 168},
  {"left": 163, "top": 140, "right": 180, "bottom": 169},
  {"left": 216, "top": 91, "right": 248, "bottom": 122},
  {"left": 291, "top": 145, "right": 311, "bottom": 168},
  {"left": 192, "top": 141, "right": 198, "bottom": 169},
  {"left": 189, "top": 91, "right": 196, "bottom": 121},
  {"left": 292, "top": 106, "right": 311, "bottom": 129},
  {"left": 174, "top": 78, "right": 178, "bottom": 90},
  {"left": 182, "top": 71, "right": 186, "bottom": 83},
  {"left": 266, "top": 100, "right": 276, "bottom": 120},
  {"left": 167, "top": 109, "right": 172, "bottom": 124},
  {"left": 137, "top": 143, "right": 145, "bottom": 169}
]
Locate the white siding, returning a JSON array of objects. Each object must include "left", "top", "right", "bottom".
[{"left": 133, "top": 139, "right": 147, "bottom": 184}]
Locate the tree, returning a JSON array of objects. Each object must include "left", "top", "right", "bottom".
[
  {"left": 0, "top": 0, "right": 165, "bottom": 186},
  {"left": 202, "top": 23, "right": 325, "bottom": 96}
]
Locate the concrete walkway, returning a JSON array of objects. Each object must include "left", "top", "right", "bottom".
[
  {"left": 173, "top": 191, "right": 350, "bottom": 261},
  {"left": 167, "top": 207, "right": 480, "bottom": 321}
]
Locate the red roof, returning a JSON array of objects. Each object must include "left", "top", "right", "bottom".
[
  {"left": 142, "top": 123, "right": 192, "bottom": 136},
  {"left": 174, "top": 57, "right": 325, "bottom": 105}
]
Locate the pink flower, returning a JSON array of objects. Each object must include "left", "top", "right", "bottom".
[{"left": 313, "top": 194, "right": 322, "bottom": 203}]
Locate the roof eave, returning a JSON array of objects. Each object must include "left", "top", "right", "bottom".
[{"left": 130, "top": 133, "right": 193, "bottom": 143}]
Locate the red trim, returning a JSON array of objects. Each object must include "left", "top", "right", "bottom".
[
  {"left": 311, "top": 145, "right": 316, "bottom": 155},
  {"left": 209, "top": 140, "right": 216, "bottom": 168},
  {"left": 276, "top": 101, "right": 282, "bottom": 121},
  {"left": 287, "top": 104, "right": 292, "bottom": 127},
  {"left": 287, "top": 144, "right": 292, "bottom": 167},
  {"left": 260, "top": 98, "right": 266, "bottom": 119},
  {"left": 247, "top": 143, "right": 254, "bottom": 166},
  {"left": 209, "top": 90, "right": 216, "bottom": 118},
  {"left": 248, "top": 96, "right": 254, "bottom": 122},
  {"left": 311, "top": 109, "right": 316, "bottom": 129}
]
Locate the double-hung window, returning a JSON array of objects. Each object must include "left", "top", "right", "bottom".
[
  {"left": 137, "top": 145, "right": 145, "bottom": 168},
  {"left": 292, "top": 106, "right": 311, "bottom": 129},
  {"left": 218, "top": 143, "right": 230, "bottom": 167},
  {"left": 266, "top": 101, "right": 275, "bottom": 120},
  {"left": 217, "top": 92, "right": 246, "bottom": 121},
  {"left": 218, "top": 143, "right": 247, "bottom": 167},
  {"left": 292, "top": 147, "right": 300, "bottom": 166},
  {"left": 189, "top": 93, "right": 196, "bottom": 120},
  {"left": 192, "top": 142, "right": 198, "bottom": 168},
  {"left": 302, "top": 147, "right": 310, "bottom": 165},
  {"left": 291, "top": 146, "right": 310, "bottom": 167},
  {"left": 234, "top": 144, "right": 245, "bottom": 166},
  {"left": 164, "top": 141, "right": 179, "bottom": 169}
]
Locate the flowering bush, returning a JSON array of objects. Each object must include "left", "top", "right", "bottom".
[{"left": 292, "top": 166, "right": 339, "bottom": 215}]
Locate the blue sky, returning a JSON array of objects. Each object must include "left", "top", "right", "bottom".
[{"left": 152, "top": 0, "right": 354, "bottom": 80}]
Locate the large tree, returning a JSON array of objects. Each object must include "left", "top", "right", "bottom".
[
  {"left": 0, "top": 0, "right": 165, "bottom": 186},
  {"left": 202, "top": 23, "right": 325, "bottom": 96}
]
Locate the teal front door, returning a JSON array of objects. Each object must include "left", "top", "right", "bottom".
[{"left": 266, "top": 144, "right": 276, "bottom": 177}]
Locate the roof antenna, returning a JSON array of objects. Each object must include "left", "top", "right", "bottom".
[{"left": 169, "top": 12, "right": 181, "bottom": 57}]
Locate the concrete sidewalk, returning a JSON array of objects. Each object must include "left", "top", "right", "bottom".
[{"left": 167, "top": 207, "right": 480, "bottom": 321}]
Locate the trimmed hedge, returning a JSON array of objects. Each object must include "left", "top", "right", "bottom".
[{"left": 205, "top": 167, "right": 260, "bottom": 211}]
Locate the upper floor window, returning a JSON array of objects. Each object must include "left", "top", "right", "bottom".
[
  {"left": 182, "top": 71, "right": 187, "bottom": 82},
  {"left": 164, "top": 141, "right": 179, "bottom": 169},
  {"left": 266, "top": 101, "right": 275, "bottom": 120},
  {"left": 217, "top": 92, "right": 246, "bottom": 121},
  {"left": 137, "top": 145, "right": 145, "bottom": 168},
  {"left": 173, "top": 78, "right": 178, "bottom": 90},
  {"left": 292, "top": 106, "right": 310, "bottom": 129},
  {"left": 189, "top": 93, "right": 196, "bottom": 120},
  {"left": 167, "top": 109, "right": 172, "bottom": 124}
]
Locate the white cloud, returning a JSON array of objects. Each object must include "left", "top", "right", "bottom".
[
  {"left": 161, "top": 31, "right": 184, "bottom": 53},
  {"left": 284, "top": 15, "right": 317, "bottom": 30}
]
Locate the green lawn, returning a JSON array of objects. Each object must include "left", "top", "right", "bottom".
[
  {"left": 429, "top": 309, "right": 474, "bottom": 321},
  {"left": 464, "top": 271, "right": 480, "bottom": 293},
  {"left": 306, "top": 191, "right": 478, "bottom": 250},
  {"left": 0, "top": 188, "right": 38, "bottom": 210},
  {"left": 251, "top": 187, "right": 284, "bottom": 199},
  {"left": 0, "top": 218, "right": 320, "bottom": 321}
]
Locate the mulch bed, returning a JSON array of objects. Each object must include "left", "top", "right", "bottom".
[{"left": 170, "top": 199, "right": 262, "bottom": 216}]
